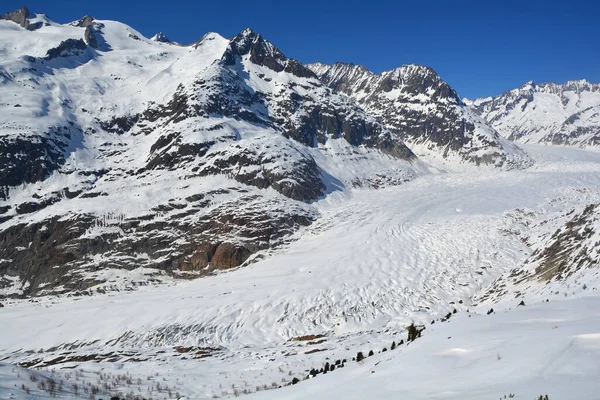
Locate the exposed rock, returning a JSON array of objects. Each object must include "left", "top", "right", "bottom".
[
  {"left": 45, "top": 38, "right": 87, "bottom": 60},
  {"left": 0, "top": 133, "right": 69, "bottom": 200},
  {"left": 0, "top": 6, "right": 41, "bottom": 31},
  {"left": 479, "top": 204, "right": 600, "bottom": 302},
  {"left": 74, "top": 15, "right": 95, "bottom": 27},
  {"left": 223, "top": 28, "right": 316, "bottom": 79},
  {"left": 132, "top": 28, "right": 414, "bottom": 202},
  {"left": 0, "top": 194, "right": 317, "bottom": 298}
]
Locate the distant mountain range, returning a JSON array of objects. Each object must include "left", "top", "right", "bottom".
[{"left": 465, "top": 80, "right": 600, "bottom": 147}]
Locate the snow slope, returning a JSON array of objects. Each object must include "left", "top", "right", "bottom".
[{"left": 249, "top": 295, "right": 600, "bottom": 400}]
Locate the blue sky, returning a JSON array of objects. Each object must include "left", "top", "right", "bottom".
[{"left": 3, "top": 0, "right": 598, "bottom": 99}]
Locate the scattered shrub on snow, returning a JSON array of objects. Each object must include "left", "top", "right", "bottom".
[{"left": 407, "top": 323, "right": 424, "bottom": 342}]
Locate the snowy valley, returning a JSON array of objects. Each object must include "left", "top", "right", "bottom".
[{"left": 0, "top": 6, "right": 600, "bottom": 400}]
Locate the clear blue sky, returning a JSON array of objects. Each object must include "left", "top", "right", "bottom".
[{"left": 3, "top": 0, "right": 598, "bottom": 99}]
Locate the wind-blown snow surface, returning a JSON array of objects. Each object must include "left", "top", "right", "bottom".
[{"left": 1, "top": 145, "right": 600, "bottom": 399}]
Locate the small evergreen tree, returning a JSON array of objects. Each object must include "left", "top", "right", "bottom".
[
  {"left": 356, "top": 352, "right": 365, "bottom": 362},
  {"left": 391, "top": 341, "right": 396, "bottom": 350},
  {"left": 368, "top": 350, "right": 374, "bottom": 357}
]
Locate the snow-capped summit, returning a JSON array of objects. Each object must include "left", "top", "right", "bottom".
[{"left": 469, "top": 79, "right": 600, "bottom": 146}]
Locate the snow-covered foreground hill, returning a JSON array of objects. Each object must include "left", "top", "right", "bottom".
[
  {"left": 249, "top": 295, "right": 600, "bottom": 400},
  {"left": 1, "top": 144, "right": 600, "bottom": 399}
]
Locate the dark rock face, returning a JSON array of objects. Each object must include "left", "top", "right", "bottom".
[
  {"left": 133, "top": 29, "right": 414, "bottom": 201},
  {"left": 0, "top": 132, "right": 70, "bottom": 200},
  {"left": 528, "top": 204, "right": 600, "bottom": 282},
  {"left": 0, "top": 6, "right": 41, "bottom": 31},
  {"left": 152, "top": 32, "right": 173, "bottom": 43},
  {"left": 0, "top": 194, "right": 317, "bottom": 298},
  {"left": 45, "top": 38, "right": 87, "bottom": 60}
]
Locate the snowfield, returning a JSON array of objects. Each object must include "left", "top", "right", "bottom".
[{"left": 1, "top": 144, "right": 600, "bottom": 399}]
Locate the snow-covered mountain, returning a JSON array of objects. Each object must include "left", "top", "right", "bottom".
[
  {"left": 308, "top": 62, "right": 532, "bottom": 169},
  {"left": 466, "top": 79, "right": 600, "bottom": 146},
  {"left": 0, "top": 8, "right": 424, "bottom": 298}
]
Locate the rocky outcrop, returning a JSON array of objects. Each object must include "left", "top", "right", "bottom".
[
  {"left": 0, "top": 6, "right": 41, "bottom": 31},
  {"left": 0, "top": 132, "right": 70, "bottom": 200},
  {"left": 74, "top": 15, "right": 95, "bottom": 27},
  {"left": 45, "top": 38, "right": 87, "bottom": 60},
  {"left": 133, "top": 28, "right": 414, "bottom": 201},
  {"left": 151, "top": 32, "right": 175, "bottom": 44}
]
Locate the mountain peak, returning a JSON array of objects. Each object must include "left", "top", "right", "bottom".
[
  {"left": 520, "top": 80, "right": 535, "bottom": 89},
  {"left": 73, "top": 15, "right": 95, "bottom": 28},
  {"left": 151, "top": 32, "right": 172, "bottom": 43},
  {"left": 222, "top": 28, "right": 315, "bottom": 78}
]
